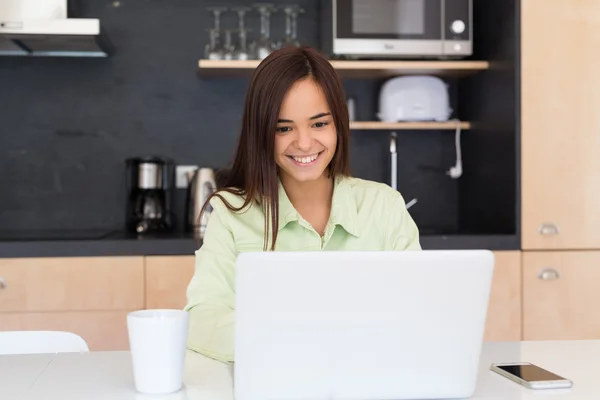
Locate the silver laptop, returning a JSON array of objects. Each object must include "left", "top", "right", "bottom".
[{"left": 233, "top": 250, "right": 494, "bottom": 400}]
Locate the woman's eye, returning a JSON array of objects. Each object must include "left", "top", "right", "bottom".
[
  {"left": 276, "top": 126, "right": 292, "bottom": 133},
  {"left": 313, "top": 121, "right": 329, "bottom": 128}
]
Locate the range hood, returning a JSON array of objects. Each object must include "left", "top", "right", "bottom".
[{"left": 0, "top": 0, "right": 113, "bottom": 57}]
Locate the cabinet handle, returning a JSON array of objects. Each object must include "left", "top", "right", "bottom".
[
  {"left": 538, "top": 223, "right": 559, "bottom": 235},
  {"left": 0, "top": 277, "right": 5, "bottom": 289},
  {"left": 538, "top": 268, "right": 560, "bottom": 280}
]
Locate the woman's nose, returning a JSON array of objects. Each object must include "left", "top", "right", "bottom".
[{"left": 295, "top": 129, "right": 313, "bottom": 151}]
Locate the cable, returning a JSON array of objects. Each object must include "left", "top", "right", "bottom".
[
  {"left": 447, "top": 119, "right": 463, "bottom": 179},
  {"left": 390, "top": 132, "right": 397, "bottom": 190}
]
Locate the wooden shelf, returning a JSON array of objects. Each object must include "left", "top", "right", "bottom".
[
  {"left": 198, "top": 59, "right": 490, "bottom": 78},
  {"left": 350, "top": 121, "right": 470, "bottom": 130}
]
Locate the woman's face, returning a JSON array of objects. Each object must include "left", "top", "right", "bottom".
[{"left": 274, "top": 78, "right": 337, "bottom": 184}]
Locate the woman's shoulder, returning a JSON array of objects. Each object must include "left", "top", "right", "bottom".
[
  {"left": 207, "top": 189, "right": 256, "bottom": 219},
  {"left": 208, "top": 189, "right": 248, "bottom": 209},
  {"left": 207, "top": 189, "right": 264, "bottom": 227},
  {"left": 340, "top": 176, "right": 405, "bottom": 206},
  {"left": 339, "top": 176, "right": 419, "bottom": 249}
]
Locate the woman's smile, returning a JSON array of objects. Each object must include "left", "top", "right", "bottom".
[{"left": 287, "top": 151, "right": 324, "bottom": 166}]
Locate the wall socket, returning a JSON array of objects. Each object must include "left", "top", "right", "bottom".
[{"left": 176, "top": 165, "right": 198, "bottom": 188}]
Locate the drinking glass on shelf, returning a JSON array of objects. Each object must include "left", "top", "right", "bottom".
[
  {"left": 204, "top": 6, "right": 227, "bottom": 59},
  {"left": 279, "top": 4, "right": 304, "bottom": 48},
  {"left": 232, "top": 6, "right": 250, "bottom": 31},
  {"left": 207, "top": 6, "right": 227, "bottom": 31},
  {"left": 222, "top": 29, "right": 236, "bottom": 60},
  {"left": 232, "top": 7, "right": 252, "bottom": 60},
  {"left": 233, "top": 29, "right": 253, "bottom": 60},
  {"left": 205, "top": 28, "right": 224, "bottom": 60},
  {"left": 253, "top": 3, "right": 278, "bottom": 60}
]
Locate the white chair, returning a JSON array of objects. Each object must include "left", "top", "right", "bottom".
[{"left": 0, "top": 331, "right": 89, "bottom": 355}]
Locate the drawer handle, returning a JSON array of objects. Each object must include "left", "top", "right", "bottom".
[
  {"left": 538, "top": 268, "right": 560, "bottom": 280},
  {"left": 538, "top": 223, "right": 559, "bottom": 235},
  {"left": 0, "top": 277, "right": 5, "bottom": 289}
]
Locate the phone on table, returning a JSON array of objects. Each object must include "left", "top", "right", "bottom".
[{"left": 490, "top": 362, "right": 573, "bottom": 390}]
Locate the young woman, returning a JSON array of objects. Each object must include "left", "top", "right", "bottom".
[{"left": 185, "top": 45, "right": 420, "bottom": 363}]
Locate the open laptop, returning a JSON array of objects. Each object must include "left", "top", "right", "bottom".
[{"left": 233, "top": 250, "right": 494, "bottom": 400}]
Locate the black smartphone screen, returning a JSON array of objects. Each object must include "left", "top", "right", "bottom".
[{"left": 497, "top": 364, "right": 566, "bottom": 382}]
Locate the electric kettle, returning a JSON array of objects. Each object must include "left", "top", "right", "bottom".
[{"left": 186, "top": 168, "right": 216, "bottom": 239}]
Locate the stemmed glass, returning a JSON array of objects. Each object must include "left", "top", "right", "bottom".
[
  {"left": 232, "top": 7, "right": 252, "bottom": 60},
  {"left": 279, "top": 5, "right": 304, "bottom": 48},
  {"left": 205, "top": 29, "right": 223, "bottom": 60},
  {"left": 222, "top": 29, "right": 236, "bottom": 60},
  {"left": 204, "top": 7, "right": 227, "bottom": 60},
  {"left": 253, "top": 3, "right": 278, "bottom": 60}
]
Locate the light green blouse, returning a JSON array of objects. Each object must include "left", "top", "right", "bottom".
[{"left": 184, "top": 175, "right": 421, "bottom": 363}]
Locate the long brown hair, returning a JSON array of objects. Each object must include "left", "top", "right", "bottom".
[{"left": 200, "top": 45, "right": 350, "bottom": 251}]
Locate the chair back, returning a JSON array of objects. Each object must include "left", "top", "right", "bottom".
[{"left": 0, "top": 331, "right": 89, "bottom": 355}]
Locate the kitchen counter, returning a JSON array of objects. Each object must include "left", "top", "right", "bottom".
[
  {"left": 0, "top": 231, "right": 519, "bottom": 258},
  {"left": 0, "top": 229, "right": 199, "bottom": 258}
]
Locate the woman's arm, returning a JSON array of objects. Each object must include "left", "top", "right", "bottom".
[
  {"left": 184, "top": 201, "right": 237, "bottom": 363},
  {"left": 386, "top": 195, "right": 422, "bottom": 251}
]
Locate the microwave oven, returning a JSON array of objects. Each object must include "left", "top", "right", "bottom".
[{"left": 321, "top": 0, "right": 472, "bottom": 59}]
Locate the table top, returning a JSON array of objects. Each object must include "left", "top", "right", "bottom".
[
  {"left": 0, "top": 353, "right": 55, "bottom": 399},
  {"left": 3, "top": 340, "right": 599, "bottom": 399}
]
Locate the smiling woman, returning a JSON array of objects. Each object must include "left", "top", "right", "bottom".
[
  {"left": 184, "top": 45, "right": 421, "bottom": 364},
  {"left": 201, "top": 45, "right": 351, "bottom": 249}
]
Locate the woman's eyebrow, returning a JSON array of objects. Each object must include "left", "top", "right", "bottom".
[
  {"left": 277, "top": 112, "right": 331, "bottom": 123},
  {"left": 310, "top": 112, "right": 331, "bottom": 120}
]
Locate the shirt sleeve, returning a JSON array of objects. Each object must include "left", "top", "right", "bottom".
[
  {"left": 386, "top": 195, "right": 422, "bottom": 251},
  {"left": 184, "top": 200, "right": 237, "bottom": 364}
]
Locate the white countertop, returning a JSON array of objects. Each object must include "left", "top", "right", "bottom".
[{"left": 3, "top": 340, "right": 600, "bottom": 399}]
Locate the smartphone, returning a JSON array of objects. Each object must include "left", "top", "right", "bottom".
[{"left": 490, "top": 362, "right": 573, "bottom": 389}]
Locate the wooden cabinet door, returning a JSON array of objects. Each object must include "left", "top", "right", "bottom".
[
  {"left": 0, "top": 256, "right": 144, "bottom": 351},
  {"left": 523, "top": 251, "right": 600, "bottom": 340},
  {"left": 145, "top": 256, "right": 195, "bottom": 310},
  {"left": 0, "top": 311, "right": 132, "bottom": 351},
  {"left": 0, "top": 257, "right": 144, "bottom": 312},
  {"left": 484, "top": 251, "right": 522, "bottom": 341},
  {"left": 521, "top": 0, "right": 600, "bottom": 249}
]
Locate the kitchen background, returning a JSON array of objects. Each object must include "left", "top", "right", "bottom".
[
  {"left": 4, "top": 0, "right": 595, "bottom": 351},
  {"left": 0, "top": 0, "right": 504, "bottom": 241}
]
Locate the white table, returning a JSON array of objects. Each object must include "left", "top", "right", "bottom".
[
  {"left": 3, "top": 340, "right": 599, "bottom": 399},
  {"left": 0, "top": 353, "right": 55, "bottom": 399}
]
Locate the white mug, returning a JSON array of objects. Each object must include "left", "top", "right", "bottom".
[{"left": 127, "top": 309, "right": 189, "bottom": 395}]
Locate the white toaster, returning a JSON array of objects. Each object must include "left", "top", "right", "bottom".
[{"left": 377, "top": 76, "right": 452, "bottom": 122}]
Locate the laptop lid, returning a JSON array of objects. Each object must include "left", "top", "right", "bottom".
[{"left": 234, "top": 250, "right": 494, "bottom": 400}]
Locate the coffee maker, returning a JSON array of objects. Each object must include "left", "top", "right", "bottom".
[{"left": 125, "top": 156, "right": 175, "bottom": 234}]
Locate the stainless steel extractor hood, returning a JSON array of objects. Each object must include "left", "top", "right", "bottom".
[{"left": 0, "top": 0, "right": 113, "bottom": 57}]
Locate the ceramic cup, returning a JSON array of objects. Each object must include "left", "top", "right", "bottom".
[{"left": 127, "top": 309, "right": 189, "bottom": 395}]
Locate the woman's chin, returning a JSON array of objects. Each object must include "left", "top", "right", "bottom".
[{"left": 279, "top": 164, "right": 327, "bottom": 184}]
